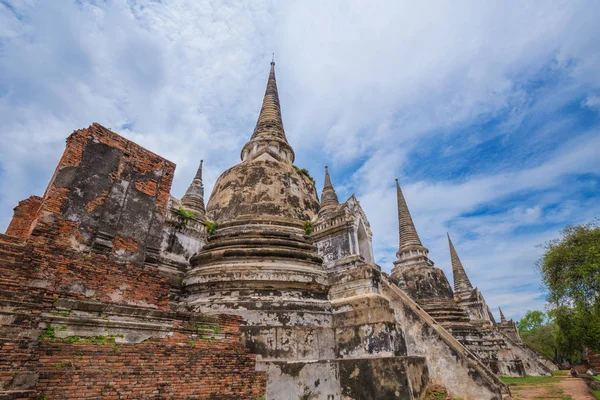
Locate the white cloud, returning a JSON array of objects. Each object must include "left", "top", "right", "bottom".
[
  {"left": 583, "top": 94, "right": 600, "bottom": 111},
  {"left": 1, "top": 0, "right": 599, "bottom": 319}
]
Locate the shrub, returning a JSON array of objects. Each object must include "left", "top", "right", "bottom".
[
  {"left": 205, "top": 220, "right": 218, "bottom": 236},
  {"left": 293, "top": 165, "right": 315, "bottom": 184},
  {"left": 175, "top": 207, "right": 195, "bottom": 229},
  {"left": 304, "top": 220, "right": 312, "bottom": 235}
]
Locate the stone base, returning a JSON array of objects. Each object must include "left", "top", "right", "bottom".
[{"left": 259, "top": 356, "right": 429, "bottom": 400}]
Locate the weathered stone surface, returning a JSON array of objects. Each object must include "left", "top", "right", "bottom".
[
  {"left": 339, "top": 356, "right": 429, "bottom": 400},
  {"left": 381, "top": 278, "right": 511, "bottom": 400},
  {"left": 206, "top": 159, "right": 319, "bottom": 223}
]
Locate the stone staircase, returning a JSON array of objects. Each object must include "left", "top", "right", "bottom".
[
  {"left": 421, "top": 298, "right": 479, "bottom": 336},
  {"left": 0, "top": 234, "right": 41, "bottom": 399},
  {"left": 420, "top": 296, "right": 525, "bottom": 377}
]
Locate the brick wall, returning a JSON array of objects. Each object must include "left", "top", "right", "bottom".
[
  {"left": 0, "top": 255, "right": 266, "bottom": 399},
  {"left": 24, "top": 230, "right": 171, "bottom": 309},
  {"left": 32, "top": 123, "right": 175, "bottom": 265},
  {"left": 5, "top": 196, "right": 42, "bottom": 239},
  {"left": 35, "top": 314, "right": 266, "bottom": 400},
  {"left": 21, "top": 123, "right": 177, "bottom": 309}
]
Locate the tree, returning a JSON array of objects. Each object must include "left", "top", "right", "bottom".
[
  {"left": 517, "top": 310, "right": 547, "bottom": 333},
  {"left": 537, "top": 222, "right": 600, "bottom": 354},
  {"left": 518, "top": 309, "right": 582, "bottom": 363},
  {"left": 520, "top": 323, "right": 557, "bottom": 362}
]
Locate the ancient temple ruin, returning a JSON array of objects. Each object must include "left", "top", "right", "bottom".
[{"left": 0, "top": 61, "right": 554, "bottom": 399}]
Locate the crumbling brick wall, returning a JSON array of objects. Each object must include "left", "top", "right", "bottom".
[
  {"left": 32, "top": 123, "right": 174, "bottom": 265},
  {"left": 5, "top": 196, "right": 42, "bottom": 239},
  {"left": 35, "top": 313, "right": 266, "bottom": 400},
  {"left": 20, "top": 123, "right": 177, "bottom": 309}
]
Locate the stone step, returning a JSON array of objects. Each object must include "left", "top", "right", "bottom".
[{"left": 425, "top": 309, "right": 469, "bottom": 316}]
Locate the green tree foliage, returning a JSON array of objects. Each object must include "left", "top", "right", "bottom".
[
  {"left": 517, "top": 310, "right": 573, "bottom": 363},
  {"left": 537, "top": 222, "right": 600, "bottom": 354},
  {"left": 518, "top": 310, "right": 560, "bottom": 362},
  {"left": 517, "top": 310, "right": 547, "bottom": 333},
  {"left": 520, "top": 324, "right": 557, "bottom": 362}
]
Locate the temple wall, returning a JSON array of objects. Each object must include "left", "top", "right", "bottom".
[
  {"left": 158, "top": 197, "right": 206, "bottom": 295},
  {"left": 160, "top": 198, "right": 206, "bottom": 267},
  {"left": 33, "top": 302, "right": 265, "bottom": 400},
  {"left": 314, "top": 229, "right": 353, "bottom": 266}
]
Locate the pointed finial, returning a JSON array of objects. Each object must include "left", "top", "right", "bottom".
[
  {"left": 194, "top": 159, "right": 203, "bottom": 180},
  {"left": 395, "top": 178, "right": 423, "bottom": 253},
  {"left": 448, "top": 233, "right": 473, "bottom": 293},
  {"left": 240, "top": 59, "right": 294, "bottom": 163},
  {"left": 499, "top": 307, "right": 507, "bottom": 323},
  {"left": 181, "top": 159, "right": 206, "bottom": 216},
  {"left": 324, "top": 166, "right": 333, "bottom": 188},
  {"left": 272, "top": 52, "right": 275, "bottom": 65},
  {"left": 320, "top": 165, "right": 339, "bottom": 211}
]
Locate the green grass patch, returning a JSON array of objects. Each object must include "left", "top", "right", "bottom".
[
  {"left": 40, "top": 324, "right": 56, "bottom": 341},
  {"left": 500, "top": 375, "right": 558, "bottom": 384},
  {"left": 592, "top": 389, "right": 600, "bottom": 400},
  {"left": 51, "top": 311, "right": 70, "bottom": 317},
  {"left": 204, "top": 220, "right": 217, "bottom": 236},
  {"left": 594, "top": 375, "right": 600, "bottom": 381}
]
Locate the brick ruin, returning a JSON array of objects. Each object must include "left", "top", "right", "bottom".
[{"left": 0, "top": 61, "right": 556, "bottom": 399}]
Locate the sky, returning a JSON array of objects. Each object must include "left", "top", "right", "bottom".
[{"left": 1, "top": 0, "right": 599, "bottom": 321}]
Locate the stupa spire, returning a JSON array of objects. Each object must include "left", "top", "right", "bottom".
[
  {"left": 240, "top": 60, "right": 295, "bottom": 163},
  {"left": 395, "top": 179, "right": 423, "bottom": 253},
  {"left": 181, "top": 159, "right": 206, "bottom": 216},
  {"left": 252, "top": 60, "right": 285, "bottom": 140},
  {"left": 319, "top": 166, "right": 339, "bottom": 213},
  {"left": 499, "top": 307, "right": 507, "bottom": 323},
  {"left": 448, "top": 233, "right": 473, "bottom": 293}
]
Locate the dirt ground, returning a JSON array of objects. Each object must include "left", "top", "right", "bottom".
[{"left": 506, "top": 371, "right": 596, "bottom": 400}]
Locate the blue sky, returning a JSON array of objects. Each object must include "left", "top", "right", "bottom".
[{"left": 1, "top": 0, "right": 599, "bottom": 320}]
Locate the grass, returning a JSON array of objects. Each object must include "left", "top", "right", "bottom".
[
  {"left": 499, "top": 371, "right": 579, "bottom": 399},
  {"left": 592, "top": 376, "right": 600, "bottom": 399},
  {"left": 500, "top": 375, "right": 558, "bottom": 384}
]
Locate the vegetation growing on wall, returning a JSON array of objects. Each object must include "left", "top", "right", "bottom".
[
  {"left": 293, "top": 165, "right": 315, "bottom": 184},
  {"left": 175, "top": 207, "right": 195, "bottom": 229},
  {"left": 205, "top": 220, "right": 218, "bottom": 236},
  {"left": 304, "top": 220, "right": 312, "bottom": 235}
]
